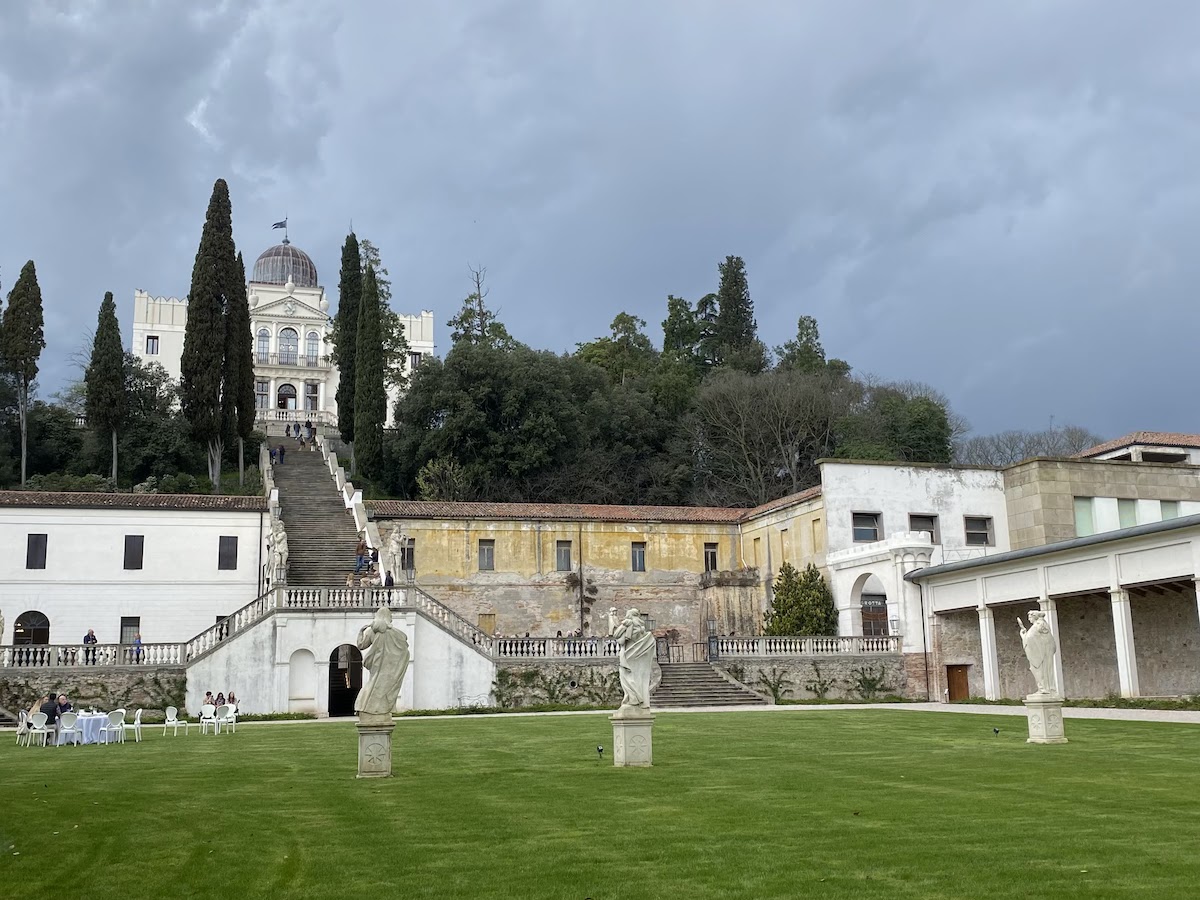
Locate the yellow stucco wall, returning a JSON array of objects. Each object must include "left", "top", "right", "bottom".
[{"left": 737, "top": 495, "right": 828, "bottom": 584}]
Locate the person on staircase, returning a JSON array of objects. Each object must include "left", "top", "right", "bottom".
[{"left": 354, "top": 536, "right": 370, "bottom": 575}]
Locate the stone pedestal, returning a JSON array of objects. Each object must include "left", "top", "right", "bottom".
[
  {"left": 1024, "top": 694, "right": 1068, "bottom": 744},
  {"left": 356, "top": 723, "right": 396, "bottom": 777},
  {"left": 610, "top": 711, "right": 655, "bottom": 767}
]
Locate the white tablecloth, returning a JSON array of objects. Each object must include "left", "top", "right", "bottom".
[{"left": 57, "top": 713, "right": 109, "bottom": 745}]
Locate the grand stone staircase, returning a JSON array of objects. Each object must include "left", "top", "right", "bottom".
[
  {"left": 271, "top": 449, "right": 363, "bottom": 585},
  {"left": 651, "top": 662, "right": 768, "bottom": 708}
]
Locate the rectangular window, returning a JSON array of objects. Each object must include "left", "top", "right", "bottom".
[
  {"left": 120, "top": 617, "right": 140, "bottom": 645},
  {"left": 478, "top": 539, "right": 495, "bottom": 571},
  {"left": 400, "top": 538, "right": 415, "bottom": 573},
  {"left": 26, "top": 533, "right": 47, "bottom": 569},
  {"left": 631, "top": 541, "right": 646, "bottom": 572},
  {"left": 305, "top": 383, "right": 319, "bottom": 411},
  {"left": 811, "top": 518, "right": 823, "bottom": 552},
  {"left": 1161, "top": 500, "right": 1181, "bottom": 521},
  {"left": 145, "top": 335, "right": 159, "bottom": 355},
  {"left": 909, "top": 514, "right": 940, "bottom": 544},
  {"left": 123, "top": 535, "right": 144, "bottom": 570},
  {"left": 964, "top": 516, "right": 994, "bottom": 547},
  {"left": 861, "top": 594, "right": 889, "bottom": 636},
  {"left": 408, "top": 351, "right": 423, "bottom": 371},
  {"left": 852, "top": 512, "right": 881, "bottom": 542},
  {"left": 1073, "top": 497, "right": 1094, "bottom": 537},
  {"left": 218, "top": 536, "right": 238, "bottom": 570},
  {"left": 703, "top": 542, "right": 718, "bottom": 572},
  {"left": 555, "top": 540, "right": 572, "bottom": 572},
  {"left": 780, "top": 529, "right": 790, "bottom": 562},
  {"left": 1117, "top": 498, "right": 1138, "bottom": 529},
  {"left": 255, "top": 379, "right": 269, "bottom": 410}
]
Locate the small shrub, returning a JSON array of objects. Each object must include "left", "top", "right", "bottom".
[
  {"left": 804, "top": 662, "right": 838, "bottom": 700},
  {"left": 724, "top": 663, "right": 747, "bottom": 684},
  {"left": 845, "top": 665, "right": 892, "bottom": 700},
  {"left": 756, "top": 667, "right": 794, "bottom": 703}
]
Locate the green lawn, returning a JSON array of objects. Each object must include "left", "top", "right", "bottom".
[{"left": 3, "top": 711, "right": 1200, "bottom": 899}]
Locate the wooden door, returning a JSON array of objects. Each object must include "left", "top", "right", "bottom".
[{"left": 946, "top": 665, "right": 970, "bottom": 702}]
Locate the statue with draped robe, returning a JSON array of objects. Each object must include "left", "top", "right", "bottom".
[
  {"left": 356, "top": 606, "right": 410, "bottom": 724},
  {"left": 1018, "top": 610, "right": 1058, "bottom": 696},
  {"left": 609, "top": 607, "right": 655, "bottom": 714}
]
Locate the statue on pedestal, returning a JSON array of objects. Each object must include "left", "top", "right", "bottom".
[
  {"left": 609, "top": 607, "right": 654, "bottom": 714},
  {"left": 269, "top": 518, "right": 289, "bottom": 583},
  {"left": 355, "top": 606, "right": 410, "bottom": 725},
  {"left": 385, "top": 527, "right": 407, "bottom": 580},
  {"left": 1018, "top": 610, "right": 1058, "bottom": 696}
]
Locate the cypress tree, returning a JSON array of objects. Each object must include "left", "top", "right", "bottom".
[
  {"left": 764, "top": 562, "right": 838, "bottom": 636},
  {"left": 353, "top": 266, "right": 385, "bottom": 477},
  {"left": 335, "top": 232, "right": 362, "bottom": 447},
  {"left": 224, "top": 251, "right": 256, "bottom": 484},
  {"left": 713, "top": 255, "right": 766, "bottom": 373},
  {"left": 181, "top": 178, "right": 240, "bottom": 491},
  {"left": 0, "top": 260, "right": 46, "bottom": 486},
  {"left": 84, "top": 291, "right": 126, "bottom": 481}
]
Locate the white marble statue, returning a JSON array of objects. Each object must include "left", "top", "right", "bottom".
[
  {"left": 385, "top": 527, "right": 407, "bottom": 579},
  {"left": 355, "top": 606, "right": 411, "bottom": 724},
  {"left": 1018, "top": 610, "right": 1058, "bottom": 695},
  {"left": 609, "top": 607, "right": 655, "bottom": 714},
  {"left": 269, "top": 518, "right": 289, "bottom": 582}
]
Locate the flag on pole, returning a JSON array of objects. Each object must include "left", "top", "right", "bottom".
[{"left": 272, "top": 219, "right": 287, "bottom": 229}]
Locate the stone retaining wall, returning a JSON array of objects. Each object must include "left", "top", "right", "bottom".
[
  {"left": 0, "top": 668, "right": 186, "bottom": 716},
  {"left": 713, "top": 655, "right": 910, "bottom": 701}
]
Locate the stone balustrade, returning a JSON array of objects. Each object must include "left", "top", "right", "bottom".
[
  {"left": 714, "top": 635, "right": 901, "bottom": 657},
  {"left": 185, "top": 590, "right": 280, "bottom": 660},
  {"left": 493, "top": 637, "right": 620, "bottom": 659},
  {"left": 0, "top": 642, "right": 186, "bottom": 668}
]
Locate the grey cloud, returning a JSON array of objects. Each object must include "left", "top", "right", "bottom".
[{"left": 2, "top": 0, "right": 1199, "bottom": 438}]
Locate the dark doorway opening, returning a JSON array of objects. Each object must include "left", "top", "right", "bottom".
[{"left": 328, "top": 644, "right": 363, "bottom": 717}]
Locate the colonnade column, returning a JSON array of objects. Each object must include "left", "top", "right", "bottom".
[
  {"left": 1039, "top": 596, "right": 1066, "bottom": 698},
  {"left": 977, "top": 605, "right": 1000, "bottom": 701},
  {"left": 1109, "top": 588, "right": 1140, "bottom": 698}
]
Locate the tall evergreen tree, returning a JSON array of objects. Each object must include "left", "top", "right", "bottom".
[
  {"left": 180, "top": 178, "right": 240, "bottom": 491},
  {"left": 224, "top": 252, "right": 256, "bottom": 484},
  {"left": 334, "top": 232, "right": 362, "bottom": 446},
  {"left": 359, "top": 238, "right": 410, "bottom": 390},
  {"left": 447, "top": 265, "right": 515, "bottom": 349},
  {"left": 712, "top": 255, "right": 767, "bottom": 373},
  {"left": 0, "top": 260, "right": 46, "bottom": 486},
  {"left": 764, "top": 562, "right": 838, "bottom": 636},
  {"left": 353, "top": 266, "right": 386, "bottom": 477},
  {"left": 84, "top": 291, "right": 126, "bottom": 481}
]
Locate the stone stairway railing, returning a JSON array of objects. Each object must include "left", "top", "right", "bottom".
[
  {"left": 186, "top": 589, "right": 280, "bottom": 660},
  {"left": 715, "top": 635, "right": 901, "bottom": 657},
  {"left": 494, "top": 637, "right": 621, "bottom": 659},
  {"left": 1, "top": 643, "right": 187, "bottom": 668}
]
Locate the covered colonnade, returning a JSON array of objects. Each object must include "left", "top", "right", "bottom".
[{"left": 908, "top": 515, "right": 1200, "bottom": 701}]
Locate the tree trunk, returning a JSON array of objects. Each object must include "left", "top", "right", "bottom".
[
  {"left": 111, "top": 427, "right": 118, "bottom": 482},
  {"left": 238, "top": 436, "right": 245, "bottom": 486},
  {"left": 18, "top": 382, "right": 28, "bottom": 486},
  {"left": 208, "top": 440, "right": 224, "bottom": 494}
]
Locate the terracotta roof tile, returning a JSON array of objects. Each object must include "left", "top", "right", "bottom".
[
  {"left": 368, "top": 499, "right": 745, "bottom": 524},
  {"left": 0, "top": 491, "right": 268, "bottom": 512},
  {"left": 1074, "top": 431, "right": 1200, "bottom": 458},
  {"left": 741, "top": 485, "right": 823, "bottom": 519}
]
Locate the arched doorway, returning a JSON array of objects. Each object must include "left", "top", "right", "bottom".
[
  {"left": 14, "top": 610, "right": 50, "bottom": 644},
  {"left": 276, "top": 383, "right": 297, "bottom": 410},
  {"left": 288, "top": 649, "right": 317, "bottom": 715},
  {"left": 328, "top": 644, "right": 363, "bottom": 717}
]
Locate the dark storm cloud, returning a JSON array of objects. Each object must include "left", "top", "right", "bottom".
[{"left": 3, "top": 0, "right": 1199, "bottom": 438}]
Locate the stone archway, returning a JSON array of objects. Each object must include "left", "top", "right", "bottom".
[
  {"left": 288, "top": 648, "right": 317, "bottom": 715},
  {"left": 328, "top": 644, "right": 363, "bottom": 717},
  {"left": 13, "top": 610, "right": 50, "bottom": 645}
]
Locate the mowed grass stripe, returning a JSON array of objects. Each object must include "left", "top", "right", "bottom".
[{"left": 2, "top": 710, "right": 1198, "bottom": 899}]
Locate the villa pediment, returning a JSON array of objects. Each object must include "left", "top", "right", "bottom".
[{"left": 252, "top": 293, "right": 327, "bottom": 320}]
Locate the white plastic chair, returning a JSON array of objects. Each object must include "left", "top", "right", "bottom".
[
  {"left": 122, "top": 709, "right": 143, "bottom": 743},
  {"left": 27, "top": 712, "right": 52, "bottom": 747},
  {"left": 58, "top": 712, "right": 81, "bottom": 746},
  {"left": 15, "top": 709, "right": 28, "bottom": 746},
  {"left": 216, "top": 704, "right": 236, "bottom": 734},
  {"left": 163, "top": 706, "right": 190, "bottom": 736},
  {"left": 99, "top": 709, "right": 126, "bottom": 744},
  {"left": 199, "top": 704, "right": 218, "bottom": 734}
]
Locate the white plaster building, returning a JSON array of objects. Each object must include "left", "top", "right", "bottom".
[
  {"left": 132, "top": 239, "right": 436, "bottom": 429},
  {"left": 0, "top": 493, "right": 270, "bottom": 648}
]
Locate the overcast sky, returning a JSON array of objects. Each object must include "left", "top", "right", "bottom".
[{"left": 2, "top": 0, "right": 1198, "bottom": 439}]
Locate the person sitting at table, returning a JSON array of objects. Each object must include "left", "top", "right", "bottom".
[
  {"left": 27, "top": 695, "right": 47, "bottom": 727},
  {"left": 39, "top": 695, "right": 60, "bottom": 743},
  {"left": 56, "top": 694, "right": 72, "bottom": 715},
  {"left": 215, "top": 692, "right": 226, "bottom": 707}
]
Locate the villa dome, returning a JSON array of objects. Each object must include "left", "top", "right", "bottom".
[{"left": 251, "top": 241, "right": 318, "bottom": 288}]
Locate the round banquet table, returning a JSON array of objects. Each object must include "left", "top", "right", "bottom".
[{"left": 57, "top": 712, "right": 110, "bottom": 745}]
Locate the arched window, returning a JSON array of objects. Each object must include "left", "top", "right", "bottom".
[
  {"left": 279, "top": 328, "right": 299, "bottom": 365},
  {"left": 256, "top": 328, "right": 271, "bottom": 363},
  {"left": 277, "top": 383, "right": 297, "bottom": 410},
  {"left": 14, "top": 610, "right": 50, "bottom": 645},
  {"left": 305, "top": 331, "right": 320, "bottom": 366}
]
